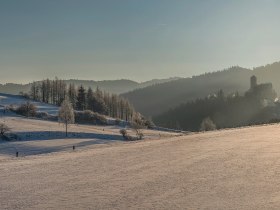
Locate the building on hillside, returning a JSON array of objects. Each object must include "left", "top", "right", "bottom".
[
  {"left": 245, "top": 75, "right": 277, "bottom": 105},
  {"left": 250, "top": 75, "right": 257, "bottom": 89}
]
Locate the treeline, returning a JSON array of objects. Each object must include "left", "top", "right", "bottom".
[
  {"left": 153, "top": 90, "right": 280, "bottom": 131},
  {"left": 29, "top": 78, "right": 135, "bottom": 121}
]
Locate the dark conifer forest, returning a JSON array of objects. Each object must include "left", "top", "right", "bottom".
[{"left": 154, "top": 87, "right": 280, "bottom": 131}]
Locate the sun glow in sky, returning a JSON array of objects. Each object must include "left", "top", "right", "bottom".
[{"left": 1, "top": 0, "right": 280, "bottom": 83}]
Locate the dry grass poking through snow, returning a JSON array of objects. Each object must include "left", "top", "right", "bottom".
[{"left": 1, "top": 119, "right": 280, "bottom": 209}]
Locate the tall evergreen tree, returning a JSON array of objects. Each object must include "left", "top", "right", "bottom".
[
  {"left": 76, "top": 85, "right": 86, "bottom": 110},
  {"left": 86, "top": 87, "right": 94, "bottom": 110},
  {"left": 68, "top": 83, "right": 77, "bottom": 108}
]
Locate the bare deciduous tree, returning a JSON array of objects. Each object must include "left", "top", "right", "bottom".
[
  {"left": 130, "top": 112, "right": 145, "bottom": 140},
  {"left": 58, "top": 99, "right": 75, "bottom": 137}
]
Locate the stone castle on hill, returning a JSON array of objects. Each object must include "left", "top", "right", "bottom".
[{"left": 245, "top": 75, "right": 277, "bottom": 104}]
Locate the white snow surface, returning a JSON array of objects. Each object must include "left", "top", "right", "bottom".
[
  {"left": 1, "top": 122, "right": 280, "bottom": 209},
  {"left": 0, "top": 113, "right": 178, "bottom": 160},
  {"left": 0, "top": 93, "right": 59, "bottom": 115}
]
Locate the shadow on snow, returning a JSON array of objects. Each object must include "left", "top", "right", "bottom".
[
  {"left": 0, "top": 131, "right": 123, "bottom": 157},
  {"left": 13, "top": 131, "right": 123, "bottom": 141}
]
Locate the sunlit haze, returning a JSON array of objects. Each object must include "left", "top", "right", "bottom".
[{"left": 1, "top": 0, "right": 280, "bottom": 83}]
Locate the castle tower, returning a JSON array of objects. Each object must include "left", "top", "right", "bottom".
[{"left": 250, "top": 75, "right": 257, "bottom": 89}]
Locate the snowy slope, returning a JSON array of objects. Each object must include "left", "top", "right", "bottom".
[
  {"left": 1, "top": 124, "right": 280, "bottom": 209},
  {"left": 0, "top": 115, "right": 178, "bottom": 159},
  {"left": 0, "top": 93, "right": 59, "bottom": 115}
]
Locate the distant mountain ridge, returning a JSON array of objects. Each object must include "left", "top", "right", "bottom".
[
  {"left": 121, "top": 62, "right": 280, "bottom": 117},
  {"left": 0, "top": 77, "right": 180, "bottom": 95}
]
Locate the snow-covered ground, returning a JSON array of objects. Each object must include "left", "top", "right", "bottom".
[
  {"left": 0, "top": 113, "right": 179, "bottom": 160},
  {"left": 1, "top": 123, "right": 280, "bottom": 209},
  {"left": 0, "top": 93, "right": 59, "bottom": 115}
]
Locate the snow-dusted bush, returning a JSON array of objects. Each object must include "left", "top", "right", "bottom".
[
  {"left": 119, "top": 128, "right": 142, "bottom": 141},
  {"left": 75, "top": 110, "right": 107, "bottom": 125},
  {"left": 0, "top": 123, "right": 10, "bottom": 136},
  {"left": 119, "top": 129, "right": 128, "bottom": 139},
  {"left": 35, "top": 112, "right": 58, "bottom": 121},
  {"left": 144, "top": 118, "right": 155, "bottom": 129},
  {"left": 200, "top": 117, "right": 216, "bottom": 131},
  {"left": 15, "top": 102, "right": 37, "bottom": 117},
  {"left": 35, "top": 111, "right": 50, "bottom": 119}
]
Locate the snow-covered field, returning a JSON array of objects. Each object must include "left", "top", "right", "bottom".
[
  {"left": 0, "top": 114, "right": 177, "bottom": 160},
  {"left": 1, "top": 122, "right": 280, "bottom": 209},
  {"left": 0, "top": 93, "right": 59, "bottom": 115}
]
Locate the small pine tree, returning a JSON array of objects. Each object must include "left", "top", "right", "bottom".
[{"left": 58, "top": 99, "right": 75, "bottom": 137}]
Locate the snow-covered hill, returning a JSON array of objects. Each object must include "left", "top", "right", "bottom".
[
  {"left": 0, "top": 93, "right": 59, "bottom": 115},
  {"left": 1, "top": 122, "right": 280, "bottom": 209},
  {"left": 0, "top": 113, "right": 178, "bottom": 160}
]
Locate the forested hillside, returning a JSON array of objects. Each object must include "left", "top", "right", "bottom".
[
  {"left": 153, "top": 89, "right": 279, "bottom": 131},
  {"left": 122, "top": 62, "right": 280, "bottom": 117},
  {"left": 122, "top": 66, "right": 252, "bottom": 116}
]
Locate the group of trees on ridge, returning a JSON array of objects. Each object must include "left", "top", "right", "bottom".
[{"left": 28, "top": 78, "right": 136, "bottom": 121}]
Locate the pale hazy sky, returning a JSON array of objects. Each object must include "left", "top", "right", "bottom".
[{"left": 1, "top": 0, "right": 280, "bottom": 84}]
